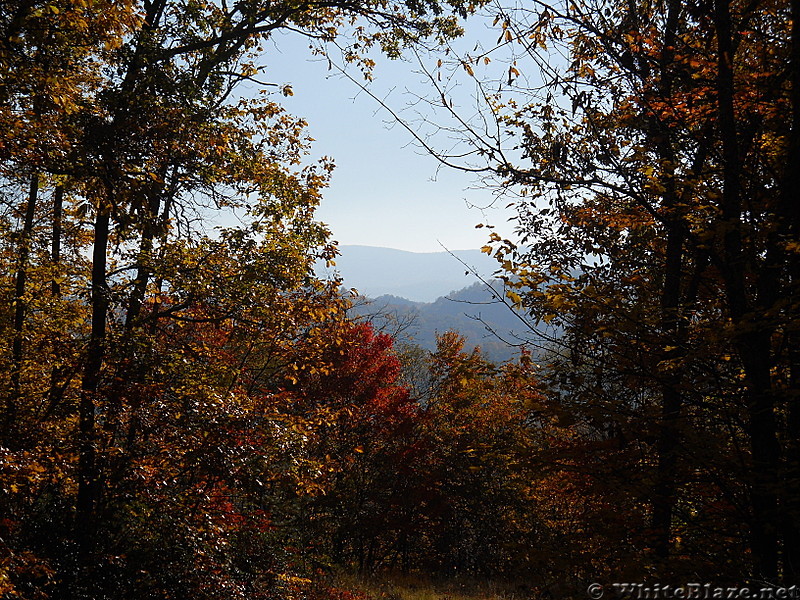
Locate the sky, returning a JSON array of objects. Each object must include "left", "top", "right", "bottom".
[{"left": 258, "top": 30, "right": 518, "bottom": 254}]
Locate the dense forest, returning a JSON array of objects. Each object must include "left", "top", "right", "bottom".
[{"left": 1, "top": 0, "right": 799, "bottom": 598}]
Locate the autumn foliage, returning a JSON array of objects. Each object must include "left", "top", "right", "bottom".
[
  {"left": 0, "top": 0, "right": 504, "bottom": 597},
  {"left": 3, "top": 0, "right": 800, "bottom": 597},
  {"left": 433, "top": 0, "right": 800, "bottom": 587}
]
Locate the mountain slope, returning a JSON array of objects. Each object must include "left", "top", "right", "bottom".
[{"left": 350, "top": 281, "right": 533, "bottom": 363}]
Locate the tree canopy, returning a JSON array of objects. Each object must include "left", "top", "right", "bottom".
[
  {"left": 0, "top": 0, "right": 489, "bottom": 597},
  {"left": 3, "top": 0, "right": 800, "bottom": 596},
  {"left": 419, "top": 0, "right": 800, "bottom": 584}
]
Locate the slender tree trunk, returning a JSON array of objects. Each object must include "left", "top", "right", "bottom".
[
  {"left": 123, "top": 194, "right": 173, "bottom": 451},
  {"left": 740, "top": 338, "right": 781, "bottom": 582},
  {"left": 145, "top": 195, "right": 173, "bottom": 335},
  {"left": 51, "top": 185, "right": 63, "bottom": 296},
  {"left": 714, "top": 0, "right": 781, "bottom": 580},
  {"left": 649, "top": 0, "right": 686, "bottom": 562},
  {"left": 652, "top": 223, "right": 685, "bottom": 560},
  {"left": 784, "top": 250, "right": 800, "bottom": 582},
  {"left": 40, "top": 185, "right": 71, "bottom": 421},
  {"left": 75, "top": 202, "right": 111, "bottom": 574},
  {"left": 125, "top": 189, "right": 165, "bottom": 330},
  {"left": 98, "top": 191, "right": 163, "bottom": 459},
  {"left": 787, "top": 349, "right": 800, "bottom": 583},
  {"left": 779, "top": 0, "right": 800, "bottom": 583},
  {"left": 6, "top": 174, "right": 39, "bottom": 444}
]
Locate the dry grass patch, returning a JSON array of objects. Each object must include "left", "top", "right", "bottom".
[{"left": 334, "top": 572, "right": 534, "bottom": 600}]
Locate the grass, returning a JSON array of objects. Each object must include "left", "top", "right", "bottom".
[{"left": 333, "top": 571, "right": 534, "bottom": 600}]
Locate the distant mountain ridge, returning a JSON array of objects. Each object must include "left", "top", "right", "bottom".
[
  {"left": 319, "top": 245, "right": 500, "bottom": 303},
  {"left": 350, "top": 281, "right": 532, "bottom": 363},
  {"left": 316, "top": 245, "right": 539, "bottom": 361}
]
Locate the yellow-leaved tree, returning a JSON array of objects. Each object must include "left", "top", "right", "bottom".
[{"left": 0, "top": 0, "right": 482, "bottom": 597}]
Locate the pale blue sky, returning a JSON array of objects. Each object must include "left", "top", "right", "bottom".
[{"left": 260, "top": 30, "right": 516, "bottom": 253}]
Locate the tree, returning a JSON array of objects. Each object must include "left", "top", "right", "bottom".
[
  {"left": 290, "top": 321, "right": 424, "bottom": 574},
  {"left": 0, "top": 0, "right": 483, "bottom": 596},
  {"left": 417, "top": 332, "right": 542, "bottom": 577},
  {"left": 414, "top": 0, "right": 800, "bottom": 583}
]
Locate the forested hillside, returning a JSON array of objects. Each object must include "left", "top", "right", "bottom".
[
  {"left": 1, "top": 0, "right": 800, "bottom": 598},
  {"left": 350, "top": 281, "right": 538, "bottom": 362}
]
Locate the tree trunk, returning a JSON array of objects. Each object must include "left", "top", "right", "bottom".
[
  {"left": 650, "top": 0, "right": 686, "bottom": 560},
  {"left": 786, "top": 349, "right": 800, "bottom": 583},
  {"left": 125, "top": 192, "right": 161, "bottom": 330},
  {"left": 779, "top": 0, "right": 800, "bottom": 583},
  {"left": 75, "top": 203, "right": 111, "bottom": 577},
  {"left": 6, "top": 174, "right": 39, "bottom": 444},
  {"left": 652, "top": 224, "right": 685, "bottom": 561},
  {"left": 44, "top": 185, "right": 66, "bottom": 405},
  {"left": 741, "top": 338, "right": 781, "bottom": 582},
  {"left": 714, "top": 0, "right": 780, "bottom": 580},
  {"left": 51, "top": 185, "right": 63, "bottom": 296}
]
